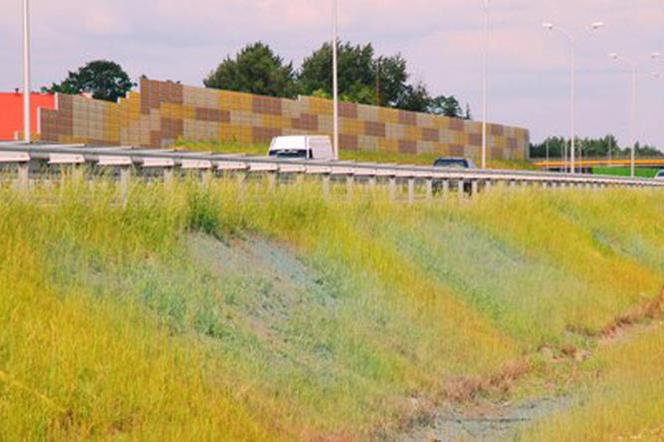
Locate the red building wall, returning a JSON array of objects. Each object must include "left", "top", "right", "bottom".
[{"left": 0, "top": 92, "right": 56, "bottom": 140}]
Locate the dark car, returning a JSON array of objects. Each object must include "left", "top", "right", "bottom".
[
  {"left": 656, "top": 170, "right": 664, "bottom": 180},
  {"left": 432, "top": 157, "right": 477, "bottom": 194},
  {"left": 433, "top": 157, "right": 478, "bottom": 169}
]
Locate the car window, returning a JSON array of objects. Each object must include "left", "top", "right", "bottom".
[
  {"left": 434, "top": 159, "right": 468, "bottom": 168},
  {"left": 270, "top": 150, "right": 308, "bottom": 159}
]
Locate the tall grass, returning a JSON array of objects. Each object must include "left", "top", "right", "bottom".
[{"left": 0, "top": 175, "right": 663, "bottom": 439}]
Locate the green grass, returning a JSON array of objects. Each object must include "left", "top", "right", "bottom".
[
  {"left": 1, "top": 174, "right": 663, "bottom": 439},
  {"left": 593, "top": 166, "right": 661, "bottom": 178},
  {"left": 175, "top": 139, "right": 536, "bottom": 170}
]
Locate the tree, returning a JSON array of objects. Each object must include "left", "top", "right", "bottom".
[
  {"left": 298, "top": 41, "right": 376, "bottom": 104},
  {"left": 393, "top": 83, "right": 431, "bottom": 112},
  {"left": 204, "top": 42, "right": 298, "bottom": 98},
  {"left": 298, "top": 41, "right": 471, "bottom": 117},
  {"left": 373, "top": 55, "right": 409, "bottom": 107},
  {"left": 43, "top": 60, "right": 134, "bottom": 102},
  {"left": 427, "top": 95, "right": 464, "bottom": 118}
]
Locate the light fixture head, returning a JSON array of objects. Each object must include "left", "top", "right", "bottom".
[
  {"left": 542, "top": 22, "right": 554, "bottom": 30},
  {"left": 591, "top": 21, "right": 605, "bottom": 29},
  {"left": 651, "top": 52, "right": 661, "bottom": 59},
  {"left": 608, "top": 52, "right": 619, "bottom": 60}
]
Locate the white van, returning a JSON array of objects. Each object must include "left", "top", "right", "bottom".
[{"left": 268, "top": 136, "right": 334, "bottom": 161}]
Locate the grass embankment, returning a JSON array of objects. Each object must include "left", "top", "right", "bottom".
[
  {"left": 176, "top": 139, "right": 536, "bottom": 170},
  {"left": 1, "top": 175, "right": 663, "bottom": 439}
]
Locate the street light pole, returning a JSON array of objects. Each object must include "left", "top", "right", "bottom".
[
  {"left": 609, "top": 52, "right": 659, "bottom": 178},
  {"left": 331, "top": 0, "right": 339, "bottom": 160},
  {"left": 481, "top": 0, "right": 489, "bottom": 169},
  {"left": 543, "top": 21, "right": 604, "bottom": 174},
  {"left": 23, "top": 0, "right": 31, "bottom": 143}
]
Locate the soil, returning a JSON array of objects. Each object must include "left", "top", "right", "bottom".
[{"left": 398, "top": 396, "right": 573, "bottom": 441}]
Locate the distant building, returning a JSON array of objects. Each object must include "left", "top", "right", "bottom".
[{"left": 0, "top": 92, "right": 56, "bottom": 140}]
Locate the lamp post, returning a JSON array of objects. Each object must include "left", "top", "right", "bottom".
[
  {"left": 609, "top": 52, "right": 660, "bottom": 178},
  {"left": 543, "top": 21, "right": 604, "bottom": 174},
  {"left": 481, "top": 0, "right": 489, "bottom": 169},
  {"left": 331, "top": 0, "right": 339, "bottom": 160},
  {"left": 23, "top": 0, "right": 31, "bottom": 143}
]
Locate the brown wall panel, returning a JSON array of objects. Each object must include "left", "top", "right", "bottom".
[
  {"left": 365, "top": 121, "right": 386, "bottom": 137},
  {"left": 340, "top": 134, "right": 359, "bottom": 150},
  {"left": 399, "top": 140, "right": 417, "bottom": 154},
  {"left": 398, "top": 110, "right": 417, "bottom": 126}
]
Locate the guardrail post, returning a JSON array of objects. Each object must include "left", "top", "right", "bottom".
[
  {"left": 407, "top": 178, "right": 416, "bottom": 204},
  {"left": 322, "top": 174, "right": 331, "bottom": 197},
  {"left": 457, "top": 180, "right": 465, "bottom": 199},
  {"left": 201, "top": 170, "right": 212, "bottom": 187},
  {"left": 346, "top": 175, "right": 354, "bottom": 200},
  {"left": 72, "top": 164, "right": 83, "bottom": 183},
  {"left": 119, "top": 166, "right": 131, "bottom": 207},
  {"left": 235, "top": 170, "right": 247, "bottom": 198},
  {"left": 441, "top": 180, "right": 450, "bottom": 199},
  {"left": 471, "top": 180, "right": 479, "bottom": 197},
  {"left": 295, "top": 173, "right": 304, "bottom": 186},
  {"left": 389, "top": 177, "right": 397, "bottom": 201},
  {"left": 163, "top": 168, "right": 174, "bottom": 185},
  {"left": 267, "top": 172, "right": 277, "bottom": 191},
  {"left": 425, "top": 179, "right": 433, "bottom": 200},
  {"left": 368, "top": 176, "right": 377, "bottom": 191},
  {"left": 16, "top": 163, "right": 29, "bottom": 192}
]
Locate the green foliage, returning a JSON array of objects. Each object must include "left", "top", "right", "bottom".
[
  {"left": 298, "top": 41, "right": 468, "bottom": 116},
  {"left": 205, "top": 40, "right": 469, "bottom": 116},
  {"left": 204, "top": 42, "right": 298, "bottom": 98},
  {"left": 427, "top": 94, "right": 468, "bottom": 118},
  {"left": 42, "top": 60, "right": 134, "bottom": 102}
]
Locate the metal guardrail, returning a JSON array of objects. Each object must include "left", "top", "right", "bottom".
[{"left": 1, "top": 142, "right": 663, "bottom": 195}]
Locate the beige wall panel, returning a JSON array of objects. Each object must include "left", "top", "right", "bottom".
[{"left": 358, "top": 135, "right": 379, "bottom": 151}]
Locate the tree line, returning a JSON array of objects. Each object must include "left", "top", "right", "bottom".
[
  {"left": 41, "top": 42, "right": 472, "bottom": 120},
  {"left": 204, "top": 41, "right": 471, "bottom": 119},
  {"left": 530, "top": 135, "right": 663, "bottom": 159}
]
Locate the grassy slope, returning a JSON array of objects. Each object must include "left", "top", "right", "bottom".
[
  {"left": 176, "top": 139, "right": 537, "bottom": 170},
  {"left": 524, "top": 323, "right": 664, "bottom": 441},
  {"left": 0, "top": 177, "right": 663, "bottom": 439}
]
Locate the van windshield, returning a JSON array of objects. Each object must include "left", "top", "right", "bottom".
[{"left": 269, "top": 150, "right": 309, "bottom": 159}]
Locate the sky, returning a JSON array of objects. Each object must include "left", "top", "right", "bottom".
[{"left": 1, "top": 0, "right": 663, "bottom": 148}]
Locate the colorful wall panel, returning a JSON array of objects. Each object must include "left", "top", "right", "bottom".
[{"left": 39, "top": 79, "right": 530, "bottom": 161}]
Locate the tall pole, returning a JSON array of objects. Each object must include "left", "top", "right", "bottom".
[
  {"left": 481, "top": 0, "right": 489, "bottom": 169},
  {"left": 630, "top": 64, "right": 637, "bottom": 178},
  {"left": 332, "top": 0, "right": 339, "bottom": 160},
  {"left": 23, "top": 0, "right": 31, "bottom": 143},
  {"left": 609, "top": 53, "right": 646, "bottom": 178},
  {"left": 570, "top": 41, "right": 576, "bottom": 173},
  {"left": 543, "top": 22, "right": 604, "bottom": 174}
]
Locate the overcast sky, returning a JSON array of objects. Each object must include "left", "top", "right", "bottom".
[{"left": 1, "top": 0, "right": 663, "bottom": 147}]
